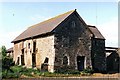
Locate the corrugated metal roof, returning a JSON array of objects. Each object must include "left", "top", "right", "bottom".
[
  {"left": 12, "top": 10, "right": 75, "bottom": 43},
  {"left": 88, "top": 25, "right": 105, "bottom": 39}
]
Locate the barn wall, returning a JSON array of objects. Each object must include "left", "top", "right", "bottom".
[
  {"left": 13, "top": 41, "right": 24, "bottom": 65},
  {"left": 106, "top": 51, "right": 119, "bottom": 72},
  {"left": 13, "top": 35, "right": 55, "bottom": 72},
  {"left": 54, "top": 12, "right": 92, "bottom": 71},
  {"left": 36, "top": 35, "right": 55, "bottom": 72},
  {"left": 91, "top": 38, "right": 106, "bottom": 72},
  {"left": 13, "top": 40, "right": 33, "bottom": 68},
  {"left": 23, "top": 40, "right": 33, "bottom": 68}
]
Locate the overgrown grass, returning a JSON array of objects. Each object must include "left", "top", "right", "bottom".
[
  {"left": 2, "top": 65, "right": 93, "bottom": 78},
  {"left": 2, "top": 66, "right": 39, "bottom": 78},
  {"left": 80, "top": 67, "right": 94, "bottom": 76}
]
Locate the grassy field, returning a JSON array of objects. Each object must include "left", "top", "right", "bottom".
[{"left": 2, "top": 65, "right": 120, "bottom": 79}]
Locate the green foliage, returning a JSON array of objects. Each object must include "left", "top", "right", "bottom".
[
  {"left": 2, "top": 55, "right": 15, "bottom": 78},
  {"left": 83, "top": 67, "right": 94, "bottom": 74},
  {"left": 2, "top": 65, "right": 94, "bottom": 78},
  {"left": 55, "top": 65, "right": 80, "bottom": 74},
  {"left": 2, "top": 56, "right": 14, "bottom": 69},
  {"left": 0, "top": 47, "right": 2, "bottom": 79},
  {"left": 11, "top": 66, "right": 37, "bottom": 77},
  {"left": 3, "top": 66, "right": 33, "bottom": 78},
  {"left": 21, "top": 67, "right": 41, "bottom": 77},
  {"left": 1, "top": 46, "right": 7, "bottom": 57},
  {"left": 55, "top": 69, "right": 80, "bottom": 74},
  {"left": 10, "top": 66, "right": 23, "bottom": 73},
  {"left": 66, "top": 70, "right": 80, "bottom": 74},
  {"left": 1, "top": 46, "right": 14, "bottom": 70},
  {"left": 2, "top": 70, "right": 19, "bottom": 78},
  {"left": 80, "top": 67, "right": 94, "bottom": 76},
  {"left": 1, "top": 46, "right": 15, "bottom": 78}
]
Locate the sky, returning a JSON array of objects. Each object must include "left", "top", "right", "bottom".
[{"left": 0, "top": 2, "right": 118, "bottom": 49}]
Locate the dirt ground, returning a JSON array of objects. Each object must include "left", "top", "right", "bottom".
[
  {"left": 3, "top": 73, "right": 120, "bottom": 80},
  {"left": 91, "top": 73, "right": 120, "bottom": 78}
]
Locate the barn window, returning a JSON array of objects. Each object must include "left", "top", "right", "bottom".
[
  {"left": 33, "top": 41, "right": 36, "bottom": 52},
  {"left": 63, "top": 56, "right": 69, "bottom": 65},
  {"left": 28, "top": 43, "right": 30, "bottom": 49},
  {"left": 71, "top": 21, "right": 76, "bottom": 28}
]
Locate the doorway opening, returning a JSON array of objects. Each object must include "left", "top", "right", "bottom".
[
  {"left": 77, "top": 56, "right": 85, "bottom": 71},
  {"left": 32, "top": 53, "right": 36, "bottom": 67},
  {"left": 41, "top": 57, "right": 49, "bottom": 71},
  {"left": 32, "top": 41, "right": 36, "bottom": 67},
  {"left": 21, "top": 49, "right": 25, "bottom": 65}
]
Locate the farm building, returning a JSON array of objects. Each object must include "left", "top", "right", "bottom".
[{"left": 12, "top": 9, "right": 106, "bottom": 72}]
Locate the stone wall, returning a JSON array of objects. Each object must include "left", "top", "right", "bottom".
[
  {"left": 13, "top": 41, "right": 24, "bottom": 65},
  {"left": 106, "top": 49, "right": 119, "bottom": 72},
  {"left": 13, "top": 35, "right": 55, "bottom": 72},
  {"left": 36, "top": 35, "right": 55, "bottom": 72},
  {"left": 53, "top": 12, "right": 92, "bottom": 71},
  {"left": 23, "top": 39, "right": 33, "bottom": 68},
  {"left": 14, "top": 40, "right": 33, "bottom": 67},
  {"left": 91, "top": 38, "right": 106, "bottom": 72}
]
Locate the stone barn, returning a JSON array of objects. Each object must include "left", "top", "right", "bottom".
[{"left": 12, "top": 9, "right": 106, "bottom": 72}]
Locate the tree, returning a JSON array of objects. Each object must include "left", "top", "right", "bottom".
[
  {"left": 1, "top": 46, "right": 14, "bottom": 78},
  {"left": 0, "top": 46, "right": 4, "bottom": 79},
  {"left": 1, "top": 46, "right": 7, "bottom": 57}
]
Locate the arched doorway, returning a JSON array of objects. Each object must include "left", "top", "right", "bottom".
[
  {"left": 77, "top": 56, "right": 85, "bottom": 71},
  {"left": 63, "top": 56, "right": 68, "bottom": 65}
]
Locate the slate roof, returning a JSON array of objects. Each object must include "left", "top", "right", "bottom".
[
  {"left": 12, "top": 10, "right": 75, "bottom": 43},
  {"left": 88, "top": 25, "right": 105, "bottom": 39},
  {"left": 6, "top": 47, "right": 13, "bottom": 53}
]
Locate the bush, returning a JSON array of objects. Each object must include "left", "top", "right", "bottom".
[
  {"left": 2, "top": 65, "right": 43, "bottom": 78},
  {"left": 2, "top": 66, "right": 22, "bottom": 78},
  {"left": 80, "top": 67, "right": 93, "bottom": 76},
  {"left": 2, "top": 69, "right": 19, "bottom": 78},
  {"left": 67, "top": 70, "right": 80, "bottom": 74},
  {"left": 55, "top": 65, "right": 79, "bottom": 74},
  {"left": 10, "top": 66, "right": 23, "bottom": 73},
  {"left": 55, "top": 69, "right": 80, "bottom": 74},
  {"left": 21, "top": 68, "right": 41, "bottom": 77},
  {"left": 1, "top": 46, "right": 16, "bottom": 78},
  {"left": 83, "top": 67, "right": 94, "bottom": 74}
]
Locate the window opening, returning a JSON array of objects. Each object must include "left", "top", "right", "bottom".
[{"left": 63, "top": 56, "right": 68, "bottom": 65}]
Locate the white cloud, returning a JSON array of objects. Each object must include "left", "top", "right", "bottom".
[{"left": 98, "top": 17, "right": 118, "bottom": 47}]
